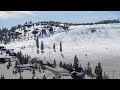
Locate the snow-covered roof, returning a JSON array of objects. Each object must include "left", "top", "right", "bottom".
[
  {"left": 71, "top": 71, "right": 85, "bottom": 76},
  {"left": 85, "top": 75, "right": 94, "bottom": 79},
  {"left": 23, "top": 64, "right": 32, "bottom": 67},
  {"left": 17, "top": 64, "right": 32, "bottom": 67},
  {"left": 48, "top": 61, "right": 54, "bottom": 64},
  {"left": 61, "top": 73, "right": 70, "bottom": 76},
  {"left": 59, "top": 24, "right": 64, "bottom": 26},
  {"left": 60, "top": 76, "right": 72, "bottom": 79}
]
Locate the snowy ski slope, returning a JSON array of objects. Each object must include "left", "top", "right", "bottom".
[{"left": 1, "top": 23, "right": 120, "bottom": 78}]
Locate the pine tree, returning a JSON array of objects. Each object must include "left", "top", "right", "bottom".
[
  {"left": 32, "top": 68, "right": 35, "bottom": 75},
  {"left": 36, "top": 37, "right": 39, "bottom": 49},
  {"left": 95, "top": 66, "right": 98, "bottom": 75},
  {"left": 62, "top": 63, "right": 67, "bottom": 69},
  {"left": 17, "top": 24, "right": 22, "bottom": 29},
  {"left": 84, "top": 68, "right": 87, "bottom": 74},
  {"left": 2, "top": 75, "right": 4, "bottom": 79},
  {"left": 35, "top": 63, "right": 38, "bottom": 69},
  {"left": 60, "top": 42, "right": 62, "bottom": 52},
  {"left": 53, "top": 44, "right": 55, "bottom": 51},
  {"left": 53, "top": 77, "right": 56, "bottom": 79},
  {"left": 0, "top": 29, "right": 2, "bottom": 43},
  {"left": 74, "top": 55, "right": 79, "bottom": 70},
  {"left": 25, "top": 54, "right": 30, "bottom": 64},
  {"left": 54, "top": 59, "right": 56, "bottom": 66},
  {"left": 8, "top": 59, "right": 12, "bottom": 67},
  {"left": 95, "top": 62, "right": 103, "bottom": 79},
  {"left": 28, "top": 33, "right": 29, "bottom": 40},
  {"left": 86, "top": 62, "right": 92, "bottom": 76},
  {"left": 6, "top": 50, "right": 10, "bottom": 54},
  {"left": 69, "top": 63, "right": 73, "bottom": 73},
  {"left": 66, "top": 64, "right": 71, "bottom": 71},
  {"left": 97, "top": 62, "right": 102, "bottom": 79},
  {"left": 41, "top": 41, "right": 44, "bottom": 51},
  {"left": 43, "top": 75, "right": 46, "bottom": 79},
  {"left": 1, "top": 75, "right": 4, "bottom": 79},
  {"left": 19, "top": 74, "right": 23, "bottom": 79},
  {"left": 39, "top": 66, "right": 41, "bottom": 73},
  {"left": 16, "top": 51, "right": 22, "bottom": 64},
  {"left": 59, "top": 61, "right": 62, "bottom": 68}
]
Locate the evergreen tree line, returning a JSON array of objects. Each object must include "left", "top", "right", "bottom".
[
  {"left": 0, "top": 24, "right": 23, "bottom": 44},
  {"left": 59, "top": 55, "right": 109, "bottom": 79},
  {"left": 59, "top": 55, "right": 83, "bottom": 74},
  {"left": 95, "top": 19, "right": 120, "bottom": 24},
  {"left": 1, "top": 19, "right": 120, "bottom": 45},
  {"left": 36, "top": 38, "right": 63, "bottom": 53},
  {"left": 94, "top": 62, "right": 109, "bottom": 79},
  {"left": 16, "top": 51, "right": 31, "bottom": 65}
]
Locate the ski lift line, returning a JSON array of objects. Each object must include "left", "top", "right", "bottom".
[{"left": 68, "top": 34, "right": 81, "bottom": 56}]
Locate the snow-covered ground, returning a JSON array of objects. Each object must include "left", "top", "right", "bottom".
[
  {"left": 0, "top": 62, "right": 55, "bottom": 79},
  {"left": 1, "top": 23, "right": 120, "bottom": 79}
]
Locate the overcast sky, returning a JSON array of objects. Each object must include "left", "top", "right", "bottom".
[{"left": 0, "top": 11, "right": 120, "bottom": 29}]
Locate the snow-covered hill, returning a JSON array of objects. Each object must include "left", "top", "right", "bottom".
[{"left": 1, "top": 23, "right": 120, "bottom": 79}]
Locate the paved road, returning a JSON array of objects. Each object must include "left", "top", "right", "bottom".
[{"left": 46, "top": 66, "right": 61, "bottom": 79}]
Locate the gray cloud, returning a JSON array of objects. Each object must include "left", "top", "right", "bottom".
[{"left": 0, "top": 11, "right": 35, "bottom": 19}]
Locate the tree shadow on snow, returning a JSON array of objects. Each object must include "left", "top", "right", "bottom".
[
  {"left": 41, "top": 51, "right": 44, "bottom": 54},
  {"left": 61, "top": 54, "right": 64, "bottom": 58}
]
